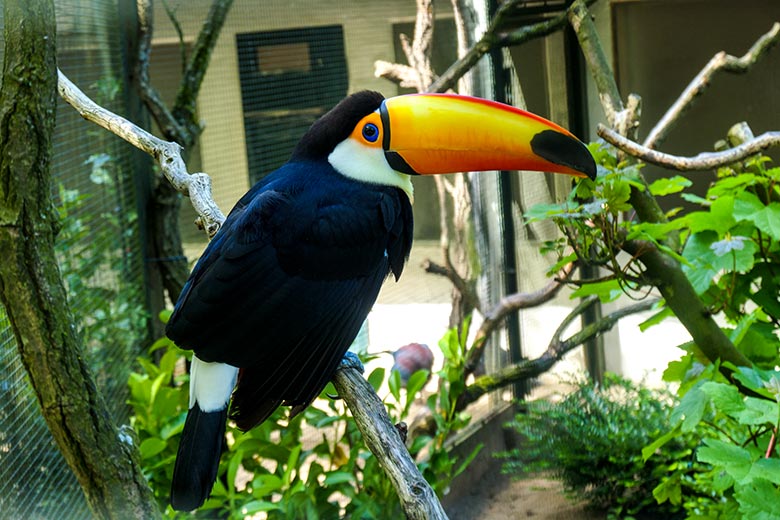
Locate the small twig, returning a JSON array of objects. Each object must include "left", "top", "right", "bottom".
[
  {"left": 374, "top": 60, "right": 420, "bottom": 88},
  {"left": 599, "top": 125, "right": 780, "bottom": 171},
  {"left": 58, "top": 69, "right": 225, "bottom": 236},
  {"left": 644, "top": 22, "right": 780, "bottom": 150}
]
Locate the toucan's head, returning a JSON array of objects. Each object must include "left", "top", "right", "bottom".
[{"left": 292, "top": 91, "right": 596, "bottom": 199}]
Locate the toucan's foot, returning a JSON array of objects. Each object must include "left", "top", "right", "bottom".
[{"left": 338, "top": 352, "right": 364, "bottom": 373}]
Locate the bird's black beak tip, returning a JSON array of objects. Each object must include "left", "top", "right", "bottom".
[{"left": 531, "top": 129, "right": 597, "bottom": 180}]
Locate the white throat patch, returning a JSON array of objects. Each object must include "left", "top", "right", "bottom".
[{"left": 328, "top": 138, "right": 414, "bottom": 202}]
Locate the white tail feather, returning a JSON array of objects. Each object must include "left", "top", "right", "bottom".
[{"left": 189, "top": 355, "right": 239, "bottom": 412}]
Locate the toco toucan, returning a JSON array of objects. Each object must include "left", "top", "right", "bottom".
[{"left": 166, "top": 91, "right": 596, "bottom": 511}]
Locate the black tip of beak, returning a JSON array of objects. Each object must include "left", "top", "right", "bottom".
[{"left": 531, "top": 130, "right": 597, "bottom": 180}]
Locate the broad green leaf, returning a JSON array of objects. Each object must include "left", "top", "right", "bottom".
[
  {"left": 748, "top": 458, "right": 780, "bottom": 486},
  {"left": 139, "top": 437, "right": 167, "bottom": 459},
  {"left": 700, "top": 381, "right": 745, "bottom": 416},
  {"left": 240, "top": 500, "right": 282, "bottom": 515},
  {"left": 735, "top": 479, "right": 780, "bottom": 520},
  {"left": 736, "top": 397, "right": 777, "bottom": 426},
  {"left": 697, "top": 439, "right": 753, "bottom": 481},
  {"left": 227, "top": 449, "right": 243, "bottom": 494},
  {"left": 671, "top": 385, "right": 706, "bottom": 432},
  {"left": 649, "top": 175, "right": 692, "bottom": 196}
]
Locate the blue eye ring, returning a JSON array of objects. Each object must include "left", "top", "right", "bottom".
[{"left": 362, "top": 123, "right": 379, "bottom": 143}]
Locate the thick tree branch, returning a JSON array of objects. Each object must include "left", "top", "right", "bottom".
[
  {"left": 374, "top": 60, "right": 420, "bottom": 88},
  {"left": 599, "top": 125, "right": 780, "bottom": 171},
  {"left": 644, "top": 22, "right": 780, "bottom": 150},
  {"left": 463, "top": 262, "right": 576, "bottom": 376},
  {"left": 332, "top": 368, "right": 447, "bottom": 520},
  {"left": 458, "top": 297, "right": 658, "bottom": 407}
]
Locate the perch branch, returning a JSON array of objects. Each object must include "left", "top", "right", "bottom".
[
  {"left": 58, "top": 69, "right": 445, "bottom": 519},
  {"left": 458, "top": 297, "right": 659, "bottom": 407},
  {"left": 57, "top": 70, "right": 225, "bottom": 238},
  {"left": 374, "top": 60, "right": 420, "bottom": 88},
  {"left": 332, "top": 368, "right": 447, "bottom": 520},
  {"left": 599, "top": 125, "right": 780, "bottom": 171},
  {"left": 464, "top": 262, "right": 577, "bottom": 376},
  {"left": 644, "top": 22, "right": 780, "bottom": 150}
]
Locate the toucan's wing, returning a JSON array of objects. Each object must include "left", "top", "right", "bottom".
[{"left": 166, "top": 164, "right": 412, "bottom": 429}]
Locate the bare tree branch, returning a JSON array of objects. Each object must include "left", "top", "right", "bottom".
[
  {"left": 644, "top": 22, "right": 780, "bottom": 150},
  {"left": 599, "top": 124, "right": 780, "bottom": 171},
  {"left": 58, "top": 70, "right": 225, "bottom": 238},
  {"left": 374, "top": 60, "right": 420, "bottom": 88},
  {"left": 458, "top": 297, "right": 659, "bottom": 407},
  {"left": 427, "top": 0, "right": 597, "bottom": 94},
  {"left": 464, "top": 262, "right": 577, "bottom": 376},
  {"left": 136, "top": 0, "right": 188, "bottom": 142}
]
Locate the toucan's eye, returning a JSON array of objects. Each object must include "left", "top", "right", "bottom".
[{"left": 362, "top": 123, "right": 379, "bottom": 143}]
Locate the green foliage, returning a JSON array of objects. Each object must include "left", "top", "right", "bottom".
[
  {"left": 528, "top": 145, "right": 780, "bottom": 519},
  {"left": 500, "top": 374, "right": 694, "bottom": 519},
  {"left": 129, "top": 317, "right": 479, "bottom": 517},
  {"left": 55, "top": 151, "right": 148, "bottom": 405}
]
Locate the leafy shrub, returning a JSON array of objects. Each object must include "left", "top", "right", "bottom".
[
  {"left": 129, "top": 316, "right": 479, "bottom": 518},
  {"left": 500, "top": 374, "right": 695, "bottom": 519}
]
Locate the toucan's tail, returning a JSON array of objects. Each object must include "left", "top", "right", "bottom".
[
  {"left": 170, "top": 356, "right": 238, "bottom": 511},
  {"left": 170, "top": 403, "right": 227, "bottom": 511}
]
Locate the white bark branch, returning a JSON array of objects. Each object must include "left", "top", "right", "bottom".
[
  {"left": 598, "top": 123, "right": 780, "bottom": 171},
  {"left": 57, "top": 69, "right": 225, "bottom": 238},
  {"left": 644, "top": 22, "right": 780, "bottom": 150},
  {"left": 57, "top": 68, "right": 445, "bottom": 518}
]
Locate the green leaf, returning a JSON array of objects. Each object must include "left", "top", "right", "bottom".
[
  {"left": 240, "top": 500, "right": 282, "bottom": 515},
  {"left": 642, "top": 425, "right": 681, "bottom": 461},
  {"left": 524, "top": 202, "right": 569, "bottom": 223},
  {"left": 638, "top": 306, "right": 673, "bottom": 332},
  {"left": 697, "top": 439, "right": 753, "bottom": 481},
  {"left": 734, "top": 192, "right": 780, "bottom": 240},
  {"left": 388, "top": 369, "right": 401, "bottom": 404},
  {"left": 735, "top": 479, "right": 780, "bottom": 520},
  {"left": 736, "top": 397, "right": 777, "bottom": 426},
  {"left": 652, "top": 472, "right": 682, "bottom": 505},
  {"left": 323, "top": 471, "right": 354, "bottom": 486},
  {"left": 227, "top": 449, "right": 243, "bottom": 495},
  {"left": 671, "top": 386, "right": 706, "bottom": 432},
  {"left": 649, "top": 175, "right": 692, "bottom": 196},
  {"left": 748, "top": 459, "right": 780, "bottom": 486},
  {"left": 700, "top": 381, "right": 745, "bottom": 416},
  {"left": 366, "top": 367, "right": 385, "bottom": 392},
  {"left": 139, "top": 437, "right": 167, "bottom": 459},
  {"left": 570, "top": 279, "right": 623, "bottom": 303},
  {"left": 252, "top": 474, "right": 284, "bottom": 497}
]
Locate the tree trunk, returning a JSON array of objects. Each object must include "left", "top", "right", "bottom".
[{"left": 0, "top": 2, "right": 160, "bottom": 518}]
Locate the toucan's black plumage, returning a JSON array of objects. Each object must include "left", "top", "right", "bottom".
[
  {"left": 166, "top": 90, "right": 595, "bottom": 511},
  {"left": 167, "top": 92, "right": 412, "bottom": 510}
]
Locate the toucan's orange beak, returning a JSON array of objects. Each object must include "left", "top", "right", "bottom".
[{"left": 380, "top": 93, "right": 596, "bottom": 180}]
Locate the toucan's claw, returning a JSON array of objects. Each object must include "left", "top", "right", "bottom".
[{"left": 338, "top": 351, "right": 365, "bottom": 374}]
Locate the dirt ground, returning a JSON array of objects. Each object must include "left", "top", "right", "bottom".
[{"left": 444, "top": 468, "right": 604, "bottom": 520}]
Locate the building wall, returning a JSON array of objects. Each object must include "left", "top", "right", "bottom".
[{"left": 150, "top": 0, "right": 432, "bottom": 215}]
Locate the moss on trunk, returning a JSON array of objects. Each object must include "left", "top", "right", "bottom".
[{"left": 0, "top": 1, "right": 160, "bottom": 518}]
